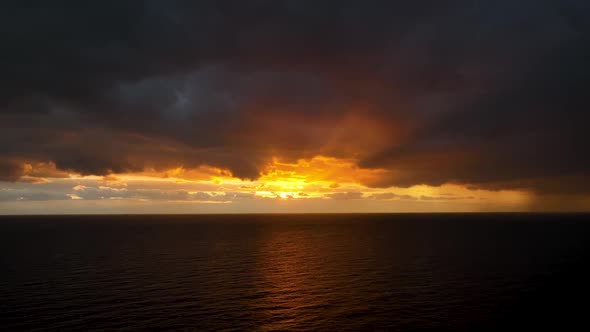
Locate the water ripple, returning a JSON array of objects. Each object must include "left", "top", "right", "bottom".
[{"left": 1, "top": 214, "right": 590, "bottom": 330}]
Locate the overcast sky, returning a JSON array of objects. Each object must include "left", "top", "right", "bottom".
[{"left": 1, "top": 1, "right": 589, "bottom": 213}]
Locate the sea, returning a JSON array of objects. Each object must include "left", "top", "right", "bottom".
[{"left": 1, "top": 213, "right": 589, "bottom": 331}]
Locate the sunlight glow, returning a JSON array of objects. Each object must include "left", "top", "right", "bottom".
[{"left": 2, "top": 155, "right": 535, "bottom": 212}]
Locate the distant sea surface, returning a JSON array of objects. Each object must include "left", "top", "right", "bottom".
[{"left": 1, "top": 213, "right": 590, "bottom": 331}]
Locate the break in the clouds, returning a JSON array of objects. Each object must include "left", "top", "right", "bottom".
[{"left": 1, "top": 0, "right": 590, "bottom": 209}]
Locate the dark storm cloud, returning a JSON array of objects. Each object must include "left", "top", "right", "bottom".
[
  {"left": 1, "top": 0, "right": 589, "bottom": 193},
  {"left": 0, "top": 159, "right": 23, "bottom": 182}
]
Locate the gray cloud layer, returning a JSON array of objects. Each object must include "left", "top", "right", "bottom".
[{"left": 1, "top": 0, "right": 589, "bottom": 194}]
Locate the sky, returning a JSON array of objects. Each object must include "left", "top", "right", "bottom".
[{"left": 1, "top": 0, "right": 590, "bottom": 214}]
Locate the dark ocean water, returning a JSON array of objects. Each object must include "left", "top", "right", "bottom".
[{"left": 1, "top": 213, "right": 590, "bottom": 331}]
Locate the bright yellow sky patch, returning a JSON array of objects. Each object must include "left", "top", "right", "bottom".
[{"left": 1, "top": 155, "right": 541, "bottom": 213}]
